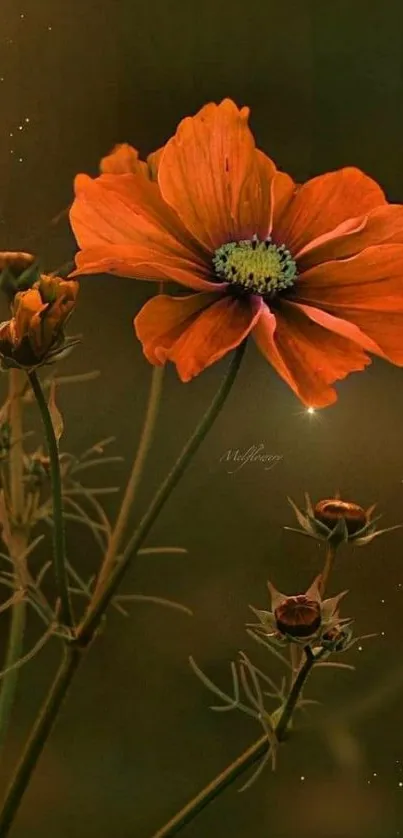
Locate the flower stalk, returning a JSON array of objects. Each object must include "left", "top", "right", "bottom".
[
  {"left": 28, "top": 371, "right": 73, "bottom": 629},
  {"left": 0, "top": 370, "right": 27, "bottom": 757},
  {"left": 319, "top": 543, "right": 337, "bottom": 597},
  {"left": 0, "top": 645, "right": 81, "bottom": 837},
  {"left": 93, "top": 363, "right": 165, "bottom": 600},
  {"left": 151, "top": 647, "right": 317, "bottom": 838}
]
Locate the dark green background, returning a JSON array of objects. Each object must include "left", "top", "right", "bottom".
[{"left": 1, "top": 1, "right": 403, "bottom": 836}]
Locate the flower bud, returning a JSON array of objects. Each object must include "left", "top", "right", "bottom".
[
  {"left": 314, "top": 499, "right": 367, "bottom": 536},
  {"left": 274, "top": 595, "right": 321, "bottom": 639},
  {"left": 0, "top": 274, "right": 79, "bottom": 369},
  {"left": 321, "top": 624, "right": 354, "bottom": 652},
  {"left": 249, "top": 576, "right": 348, "bottom": 647},
  {"left": 286, "top": 493, "right": 401, "bottom": 547}
]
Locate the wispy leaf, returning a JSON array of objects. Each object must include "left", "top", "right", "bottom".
[{"left": 48, "top": 381, "right": 63, "bottom": 443}]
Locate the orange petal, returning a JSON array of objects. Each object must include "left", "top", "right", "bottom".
[
  {"left": 295, "top": 243, "right": 403, "bottom": 363},
  {"left": 99, "top": 144, "right": 149, "bottom": 176},
  {"left": 158, "top": 99, "right": 275, "bottom": 251},
  {"left": 146, "top": 146, "right": 164, "bottom": 181},
  {"left": 289, "top": 302, "right": 385, "bottom": 356},
  {"left": 134, "top": 291, "right": 263, "bottom": 380},
  {"left": 13, "top": 290, "right": 48, "bottom": 353},
  {"left": 270, "top": 170, "right": 297, "bottom": 234},
  {"left": 252, "top": 302, "right": 371, "bottom": 407},
  {"left": 274, "top": 167, "right": 386, "bottom": 255},
  {"left": 296, "top": 204, "right": 403, "bottom": 270},
  {"left": 70, "top": 172, "right": 207, "bottom": 264},
  {"left": 71, "top": 244, "right": 221, "bottom": 292}
]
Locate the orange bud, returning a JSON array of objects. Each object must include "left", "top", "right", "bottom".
[
  {"left": 0, "top": 274, "right": 79, "bottom": 369},
  {"left": 314, "top": 499, "right": 367, "bottom": 536}
]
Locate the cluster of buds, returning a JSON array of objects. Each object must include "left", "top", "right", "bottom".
[
  {"left": 286, "top": 493, "right": 400, "bottom": 547},
  {"left": 249, "top": 575, "right": 351, "bottom": 649},
  {"left": 0, "top": 254, "right": 79, "bottom": 370}
]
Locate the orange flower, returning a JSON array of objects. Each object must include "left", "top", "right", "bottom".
[
  {"left": 69, "top": 99, "right": 403, "bottom": 406},
  {"left": 0, "top": 274, "right": 79, "bottom": 369}
]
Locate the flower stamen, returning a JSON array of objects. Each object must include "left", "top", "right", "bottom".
[{"left": 213, "top": 234, "right": 298, "bottom": 296}]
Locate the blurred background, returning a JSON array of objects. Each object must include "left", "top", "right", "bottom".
[{"left": 0, "top": 0, "right": 403, "bottom": 836}]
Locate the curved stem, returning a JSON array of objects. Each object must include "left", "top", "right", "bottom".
[
  {"left": 93, "top": 364, "right": 165, "bottom": 599},
  {"left": 319, "top": 543, "right": 337, "bottom": 597},
  {"left": 28, "top": 372, "right": 73, "bottom": 629},
  {"left": 0, "top": 371, "right": 28, "bottom": 758},
  {"left": 78, "top": 341, "right": 247, "bottom": 646},
  {"left": 0, "top": 600, "right": 26, "bottom": 758},
  {"left": 0, "top": 644, "right": 81, "bottom": 837},
  {"left": 9, "top": 370, "right": 25, "bottom": 520},
  {"left": 151, "top": 648, "right": 316, "bottom": 838}
]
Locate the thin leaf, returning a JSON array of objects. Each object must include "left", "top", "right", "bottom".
[
  {"left": 63, "top": 486, "right": 120, "bottom": 496},
  {"left": 283, "top": 526, "right": 316, "bottom": 540},
  {"left": 238, "top": 740, "right": 274, "bottom": 792},
  {"left": 211, "top": 663, "right": 240, "bottom": 712},
  {"left": 70, "top": 487, "right": 112, "bottom": 541},
  {"left": 48, "top": 380, "right": 64, "bottom": 443},
  {"left": 67, "top": 562, "right": 128, "bottom": 617},
  {"left": 137, "top": 547, "right": 188, "bottom": 556},
  {"left": 246, "top": 629, "right": 292, "bottom": 669},
  {"left": 35, "top": 560, "right": 53, "bottom": 588},
  {"left": 79, "top": 437, "right": 116, "bottom": 461},
  {"left": 0, "top": 625, "right": 54, "bottom": 681},
  {"left": 71, "top": 456, "right": 124, "bottom": 475},
  {"left": 189, "top": 657, "right": 258, "bottom": 720},
  {"left": 115, "top": 594, "right": 192, "bottom": 617},
  {"left": 238, "top": 652, "right": 283, "bottom": 698}
]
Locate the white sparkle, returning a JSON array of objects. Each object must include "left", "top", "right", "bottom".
[
  {"left": 300, "top": 775, "right": 305, "bottom": 781},
  {"left": 9, "top": 132, "right": 13, "bottom": 137},
  {"left": 47, "top": 25, "right": 52, "bottom": 31},
  {"left": 24, "top": 117, "right": 30, "bottom": 123},
  {"left": 10, "top": 150, "right": 14, "bottom": 155},
  {"left": 380, "top": 599, "right": 385, "bottom": 604},
  {"left": 18, "top": 157, "right": 23, "bottom": 163},
  {"left": 18, "top": 125, "right": 23, "bottom": 131},
  {"left": 381, "top": 631, "right": 385, "bottom": 636},
  {"left": 358, "top": 645, "right": 363, "bottom": 652},
  {"left": 399, "top": 782, "right": 403, "bottom": 788},
  {"left": 373, "top": 772, "right": 377, "bottom": 777},
  {"left": 0, "top": 77, "right": 4, "bottom": 82},
  {"left": 306, "top": 407, "right": 315, "bottom": 415}
]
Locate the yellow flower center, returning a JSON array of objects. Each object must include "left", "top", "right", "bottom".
[{"left": 213, "top": 235, "right": 298, "bottom": 296}]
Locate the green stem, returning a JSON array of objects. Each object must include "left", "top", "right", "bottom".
[
  {"left": 28, "top": 371, "right": 73, "bottom": 629},
  {"left": 78, "top": 341, "right": 247, "bottom": 646},
  {"left": 0, "top": 601, "right": 26, "bottom": 758},
  {"left": 93, "top": 364, "right": 165, "bottom": 599},
  {"left": 9, "top": 370, "right": 25, "bottom": 520},
  {"left": 319, "top": 543, "right": 337, "bottom": 597},
  {"left": 151, "top": 648, "right": 316, "bottom": 838},
  {"left": 0, "top": 645, "right": 81, "bottom": 837},
  {"left": 0, "top": 343, "right": 246, "bottom": 834},
  {"left": 0, "top": 371, "right": 28, "bottom": 758}
]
